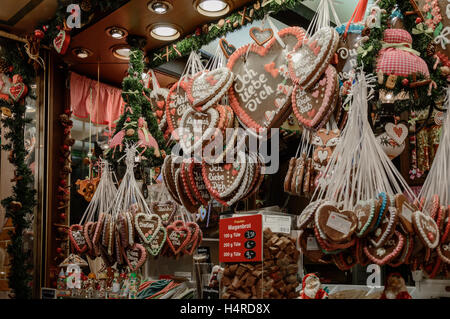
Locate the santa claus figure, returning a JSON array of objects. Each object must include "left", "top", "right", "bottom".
[
  {"left": 298, "top": 273, "right": 329, "bottom": 299},
  {"left": 380, "top": 273, "right": 412, "bottom": 299}
]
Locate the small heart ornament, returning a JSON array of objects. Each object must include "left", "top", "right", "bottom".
[
  {"left": 385, "top": 123, "right": 408, "bottom": 145},
  {"left": 219, "top": 38, "right": 236, "bottom": 58},
  {"left": 183, "top": 222, "right": 202, "bottom": 255},
  {"left": 166, "top": 222, "right": 192, "bottom": 255},
  {"left": 53, "top": 30, "right": 71, "bottom": 55},
  {"left": 122, "top": 243, "right": 147, "bottom": 272},
  {"left": 146, "top": 227, "right": 167, "bottom": 256},
  {"left": 249, "top": 27, "right": 274, "bottom": 46},
  {"left": 135, "top": 213, "right": 163, "bottom": 244},
  {"left": 9, "top": 82, "right": 28, "bottom": 102},
  {"left": 166, "top": 78, "right": 192, "bottom": 140}
]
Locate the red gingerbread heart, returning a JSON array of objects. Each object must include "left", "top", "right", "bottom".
[
  {"left": 69, "top": 224, "right": 88, "bottom": 254},
  {"left": 227, "top": 27, "right": 306, "bottom": 135},
  {"left": 166, "top": 222, "right": 192, "bottom": 255},
  {"left": 9, "top": 82, "right": 28, "bottom": 102},
  {"left": 166, "top": 78, "right": 192, "bottom": 140},
  {"left": 122, "top": 243, "right": 147, "bottom": 272},
  {"left": 53, "top": 30, "right": 71, "bottom": 55}
]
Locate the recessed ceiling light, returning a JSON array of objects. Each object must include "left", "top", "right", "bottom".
[
  {"left": 72, "top": 47, "right": 92, "bottom": 59},
  {"left": 106, "top": 26, "right": 128, "bottom": 39},
  {"left": 148, "top": 0, "right": 172, "bottom": 14},
  {"left": 194, "top": 0, "right": 230, "bottom": 17},
  {"left": 149, "top": 23, "right": 181, "bottom": 41},
  {"left": 111, "top": 45, "right": 132, "bottom": 60}
]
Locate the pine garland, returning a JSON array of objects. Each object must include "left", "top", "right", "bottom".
[
  {"left": 107, "top": 36, "right": 167, "bottom": 168},
  {"left": 357, "top": 0, "right": 446, "bottom": 113},
  {"left": 0, "top": 39, "right": 37, "bottom": 299},
  {"left": 147, "top": 0, "right": 304, "bottom": 67}
]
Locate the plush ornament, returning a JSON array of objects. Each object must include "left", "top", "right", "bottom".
[
  {"left": 298, "top": 273, "right": 328, "bottom": 299},
  {"left": 380, "top": 273, "right": 412, "bottom": 299}
]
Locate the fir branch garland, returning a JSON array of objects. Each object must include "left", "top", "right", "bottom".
[{"left": 0, "top": 39, "right": 37, "bottom": 299}]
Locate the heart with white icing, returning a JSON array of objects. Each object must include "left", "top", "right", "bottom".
[
  {"left": 385, "top": 122, "right": 408, "bottom": 145},
  {"left": 287, "top": 27, "right": 339, "bottom": 90},
  {"left": 183, "top": 222, "right": 202, "bottom": 255},
  {"left": 166, "top": 222, "right": 192, "bottom": 255},
  {"left": 298, "top": 228, "right": 326, "bottom": 263},
  {"left": 166, "top": 78, "right": 192, "bottom": 140},
  {"left": 376, "top": 132, "right": 405, "bottom": 160},
  {"left": 369, "top": 206, "right": 398, "bottom": 248},
  {"left": 83, "top": 221, "right": 96, "bottom": 257},
  {"left": 355, "top": 200, "right": 378, "bottom": 238},
  {"left": 364, "top": 231, "right": 405, "bottom": 265},
  {"left": 162, "top": 155, "right": 182, "bottom": 205},
  {"left": 395, "top": 194, "right": 416, "bottom": 234},
  {"left": 53, "top": 30, "right": 71, "bottom": 55},
  {"left": 227, "top": 27, "right": 306, "bottom": 134},
  {"left": 413, "top": 211, "right": 440, "bottom": 249},
  {"left": 122, "top": 243, "right": 147, "bottom": 272},
  {"left": 178, "top": 105, "right": 221, "bottom": 155},
  {"left": 315, "top": 203, "right": 357, "bottom": 243},
  {"left": 9, "top": 82, "right": 28, "bottom": 102},
  {"left": 146, "top": 227, "right": 167, "bottom": 256},
  {"left": 150, "top": 201, "right": 177, "bottom": 226},
  {"left": 135, "top": 213, "right": 163, "bottom": 244},
  {"left": 187, "top": 161, "right": 212, "bottom": 206},
  {"left": 297, "top": 200, "right": 322, "bottom": 230},
  {"left": 201, "top": 151, "right": 247, "bottom": 199},
  {"left": 69, "top": 224, "right": 88, "bottom": 254},
  {"left": 188, "top": 68, "right": 234, "bottom": 111},
  {"left": 292, "top": 65, "right": 338, "bottom": 130}
]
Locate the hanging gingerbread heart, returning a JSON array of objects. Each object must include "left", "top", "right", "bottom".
[
  {"left": 354, "top": 199, "right": 379, "bottom": 238},
  {"left": 385, "top": 122, "right": 408, "bottom": 145},
  {"left": 187, "top": 161, "right": 213, "bottom": 207},
  {"left": 166, "top": 78, "right": 192, "bottom": 140},
  {"left": 83, "top": 221, "right": 97, "bottom": 257},
  {"left": 395, "top": 194, "right": 416, "bottom": 234},
  {"left": 93, "top": 213, "right": 105, "bottom": 256},
  {"left": 287, "top": 27, "right": 339, "bottom": 90},
  {"left": 175, "top": 168, "right": 201, "bottom": 215},
  {"left": 292, "top": 65, "right": 339, "bottom": 130},
  {"left": 315, "top": 203, "right": 357, "bottom": 243},
  {"left": 134, "top": 213, "right": 163, "bottom": 244},
  {"left": 187, "top": 68, "right": 234, "bottom": 112},
  {"left": 249, "top": 27, "right": 274, "bottom": 46},
  {"left": 364, "top": 231, "right": 405, "bottom": 265},
  {"left": 150, "top": 201, "right": 177, "bottom": 226},
  {"left": 219, "top": 38, "right": 236, "bottom": 58},
  {"left": 69, "top": 224, "right": 88, "bottom": 254},
  {"left": 376, "top": 132, "right": 406, "bottom": 160},
  {"left": 9, "top": 80, "right": 28, "bottom": 102},
  {"left": 297, "top": 200, "right": 323, "bottom": 230},
  {"left": 166, "top": 222, "right": 192, "bottom": 255},
  {"left": 311, "top": 127, "right": 340, "bottom": 169},
  {"left": 369, "top": 206, "right": 399, "bottom": 248},
  {"left": 122, "top": 243, "right": 147, "bottom": 272},
  {"left": 162, "top": 155, "right": 182, "bottom": 205},
  {"left": 183, "top": 222, "right": 202, "bottom": 255},
  {"left": 413, "top": 210, "right": 440, "bottom": 249},
  {"left": 335, "top": 24, "right": 364, "bottom": 85},
  {"left": 146, "top": 227, "right": 167, "bottom": 256},
  {"left": 227, "top": 27, "right": 306, "bottom": 135},
  {"left": 388, "top": 234, "right": 415, "bottom": 267},
  {"left": 298, "top": 228, "right": 326, "bottom": 263},
  {"left": 53, "top": 29, "right": 71, "bottom": 55}
]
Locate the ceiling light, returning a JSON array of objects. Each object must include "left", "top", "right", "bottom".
[
  {"left": 149, "top": 23, "right": 181, "bottom": 41},
  {"left": 111, "top": 45, "right": 132, "bottom": 60},
  {"left": 194, "top": 0, "right": 230, "bottom": 17},
  {"left": 148, "top": 1, "right": 172, "bottom": 14},
  {"left": 72, "top": 47, "right": 92, "bottom": 59},
  {"left": 106, "top": 26, "right": 128, "bottom": 39}
]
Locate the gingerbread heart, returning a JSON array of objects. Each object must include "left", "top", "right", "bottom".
[
  {"left": 287, "top": 27, "right": 339, "bottom": 90},
  {"left": 385, "top": 122, "right": 408, "bottom": 145},
  {"left": 146, "top": 227, "right": 167, "bottom": 256},
  {"left": 333, "top": 248, "right": 357, "bottom": 271},
  {"left": 298, "top": 228, "right": 326, "bottom": 263},
  {"left": 69, "top": 224, "right": 88, "bottom": 254},
  {"left": 355, "top": 238, "right": 370, "bottom": 266},
  {"left": 364, "top": 230, "right": 405, "bottom": 265},
  {"left": 249, "top": 27, "right": 274, "bottom": 46},
  {"left": 413, "top": 211, "right": 440, "bottom": 249},
  {"left": 187, "top": 161, "right": 213, "bottom": 206},
  {"left": 395, "top": 194, "right": 416, "bottom": 234},
  {"left": 437, "top": 242, "right": 450, "bottom": 264},
  {"left": 188, "top": 68, "right": 234, "bottom": 111},
  {"left": 150, "top": 201, "right": 177, "bottom": 226},
  {"left": 115, "top": 229, "right": 124, "bottom": 265},
  {"left": 117, "top": 212, "right": 135, "bottom": 248},
  {"left": 376, "top": 132, "right": 405, "bottom": 160},
  {"left": 183, "top": 222, "right": 202, "bottom": 255},
  {"left": 53, "top": 30, "right": 71, "bottom": 55},
  {"left": 166, "top": 222, "right": 192, "bottom": 255},
  {"left": 174, "top": 168, "right": 201, "bottom": 215},
  {"left": 335, "top": 24, "right": 363, "bottom": 84},
  {"left": 369, "top": 206, "right": 398, "bottom": 248},
  {"left": 178, "top": 105, "right": 221, "bottom": 155},
  {"left": 93, "top": 213, "right": 105, "bottom": 255},
  {"left": 83, "top": 221, "right": 96, "bottom": 257},
  {"left": 202, "top": 151, "right": 247, "bottom": 199},
  {"left": 166, "top": 78, "right": 192, "bottom": 140},
  {"left": 315, "top": 203, "right": 357, "bottom": 243},
  {"left": 162, "top": 155, "right": 182, "bottom": 205},
  {"left": 292, "top": 65, "right": 338, "bottom": 129},
  {"left": 388, "top": 234, "right": 414, "bottom": 267},
  {"left": 9, "top": 82, "right": 28, "bottom": 102},
  {"left": 227, "top": 27, "right": 306, "bottom": 134},
  {"left": 219, "top": 38, "right": 236, "bottom": 58},
  {"left": 122, "top": 243, "right": 147, "bottom": 272},
  {"left": 297, "top": 200, "right": 322, "bottom": 230},
  {"left": 135, "top": 213, "right": 163, "bottom": 244},
  {"left": 355, "top": 200, "right": 378, "bottom": 238}
]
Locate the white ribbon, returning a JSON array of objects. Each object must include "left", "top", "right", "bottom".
[{"left": 434, "top": 26, "right": 450, "bottom": 50}]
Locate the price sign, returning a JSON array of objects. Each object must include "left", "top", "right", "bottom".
[{"left": 219, "top": 214, "right": 262, "bottom": 262}]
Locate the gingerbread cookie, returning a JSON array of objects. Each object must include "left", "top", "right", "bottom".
[
  {"left": 315, "top": 203, "right": 357, "bottom": 243},
  {"left": 150, "top": 201, "right": 177, "bottom": 226},
  {"left": 369, "top": 206, "right": 399, "bottom": 248},
  {"left": 355, "top": 200, "right": 378, "bottom": 238},
  {"left": 298, "top": 228, "right": 326, "bottom": 263},
  {"left": 364, "top": 230, "right": 405, "bottom": 265},
  {"left": 166, "top": 78, "right": 192, "bottom": 140},
  {"left": 413, "top": 210, "right": 440, "bottom": 249},
  {"left": 395, "top": 194, "right": 416, "bottom": 234}
]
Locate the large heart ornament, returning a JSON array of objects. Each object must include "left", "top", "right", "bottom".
[
  {"left": 150, "top": 201, "right": 177, "bottom": 226},
  {"left": 413, "top": 211, "right": 440, "bottom": 249},
  {"left": 9, "top": 82, "right": 28, "bottom": 102},
  {"left": 188, "top": 68, "right": 234, "bottom": 111},
  {"left": 364, "top": 231, "right": 405, "bottom": 265},
  {"left": 335, "top": 24, "right": 364, "bottom": 84},
  {"left": 122, "top": 243, "right": 147, "bottom": 272},
  {"left": 202, "top": 151, "right": 247, "bottom": 199},
  {"left": 166, "top": 222, "right": 192, "bottom": 255},
  {"left": 227, "top": 27, "right": 306, "bottom": 134},
  {"left": 287, "top": 27, "right": 339, "bottom": 90},
  {"left": 385, "top": 122, "right": 408, "bottom": 145},
  {"left": 69, "top": 224, "right": 88, "bottom": 254},
  {"left": 166, "top": 78, "right": 192, "bottom": 140},
  {"left": 249, "top": 27, "right": 274, "bottom": 46},
  {"left": 135, "top": 213, "right": 163, "bottom": 244},
  {"left": 146, "top": 227, "right": 167, "bottom": 256},
  {"left": 376, "top": 132, "right": 405, "bottom": 160},
  {"left": 292, "top": 65, "right": 338, "bottom": 129},
  {"left": 53, "top": 30, "right": 71, "bottom": 55},
  {"left": 315, "top": 202, "right": 357, "bottom": 243}
]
